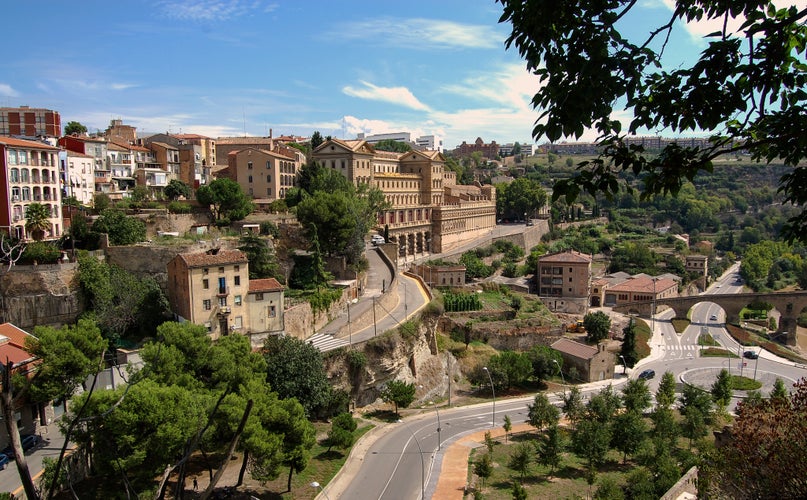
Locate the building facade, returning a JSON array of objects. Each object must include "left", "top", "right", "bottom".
[
  {"left": 452, "top": 137, "right": 500, "bottom": 159},
  {"left": 0, "top": 137, "right": 63, "bottom": 239},
  {"left": 226, "top": 147, "right": 301, "bottom": 201},
  {"left": 551, "top": 338, "right": 615, "bottom": 382},
  {"left": 604, "top": 275, "right": 678, "bottom": 308},
  {"left": 62, "top": 150, "right": 96, "bottom": 206},
  {"left": 537, "top": 250, "right": 592, "bottom": 313},
  {"left": 0, "top": 106, "right": 61, "bottom": 138},
  {"left": 167, "top": 248, "right": 285, "bottom": 341},
  {"left": 312, "top": 139, "right": 496, "bottom": 257}
]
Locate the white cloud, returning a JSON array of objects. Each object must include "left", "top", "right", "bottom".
[
  {"left": 343, "top": 81, "right": 432, "bottom": 112},
  {"left": 331, "top": 18, "right": 504, "bottom": 50},
  {"left": 51, "top": 79, "right": 138, "bottom": 92},
  {"left": 155, "top": 0, "right": 278, "bottom": 22},
  {"left": 0, "top": 83, "right": 19, "bottom": 97}
]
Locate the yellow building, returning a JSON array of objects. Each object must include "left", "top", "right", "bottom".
[
  {"left": 312, "top": 139, "right": 496, "bottom": 256},
  {"left": 226, "top": 147, "right": 301, "bottom": 202},
  {"left": 537, "top": 250, "right": 593, "bottom": 314}
]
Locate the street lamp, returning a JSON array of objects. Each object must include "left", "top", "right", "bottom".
[
  {"left": 618, "top": 355, "right": 627, "bottom": 376},
  {"left": 551, "top": 359, "right": 566, "bottom": 393},
  {"left": 402, "top": 423, "right": 425, "bottom": 499},
  {"left": 482, "top": 366, "right": 496, "bottom": 428},
  {"left": 347, "top": 298, "right": 358, "bottom": 348},
  {"left": 310, "top": 481, "right": 331, "bottom": 500},
  {"left": 419, "top": 385, "right": 442, "bottom": 451}
]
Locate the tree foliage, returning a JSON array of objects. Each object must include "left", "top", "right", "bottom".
[
  {"left": 238, "top": 234, "right": 282, "bottom": 281},
  {"left": 164, "top": 179, "right": 191, "bottom": 201},
  {"left": 704, "top": 378, "right": 807, "bottom": 498},
  {"left": 496, "top": 177, "right": 547, "bottom": 220},
  {"left": 498, "top": 0, "right": 807, "bottom": 242},
  {"left": 381, "top": 380, "right": 416, "bottom": 416},
  {"left": 263, "top": 335, "right": 332, "bottom": 418},
  {"left": 24, "top": 203, "right": 51, "bottom": 241},
  {"left": 91, "top": 209, "right": 147, "bottom": 246},
  {"left": 64, "top": 121, "right": 87, "bottom": 136},
  {"left": 486, "top": 351, "right": 533, "bottom": 390},
  {"left": 196, "top": 178, "right": 254, "bottom": 223},
  {"left": 527, "top": 393, "right": 560, "bottom": 432},
  {"left": 619, "top": 318, "right": 639, "bottom": 368},
  {"left": 584, "top": 310, "right": 611, "bottom": 343},
  {"left": 711, "top": 368, "right": 734, "bottom": 410}
]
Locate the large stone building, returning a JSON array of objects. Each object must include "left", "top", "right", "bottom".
[
  {"left": 225, "top": 146, "right": 303, "bottom": 202},
  {"left": 536, "top": 250, "right": 592, "bottom": 314},
  {"left": 603, "top": 275, "right": 678, "bottom": 308},
  {"left": 551, "top": 337, "right": 615, "bottom": 382},
  {"left": 311, "top": 139, "right": 496, "bottom": 257},
  {"left": 0, "top": 137, "right": 63, "bottom": 240},
  {"left": 452, "top": 137, "right": 500, "bottom": 160},
  {"left": 167, "top": 248, "right": 285, "bottom": 341},
  {"left": 0, "top": 106, "right": 61, "bottom": 138}
]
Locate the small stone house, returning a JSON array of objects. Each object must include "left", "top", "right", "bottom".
[{"left": 551, "top": 337, "right": 615, "bottom": 382}]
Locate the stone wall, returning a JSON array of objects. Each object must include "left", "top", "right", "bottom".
[
  {"left": 0, "top": 263, "right": 83, "bottom": 328},
  {"left": 283, "top": 291, "right": 349, "bottom": 340}
]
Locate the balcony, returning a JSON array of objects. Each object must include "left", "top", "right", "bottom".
[{"left": 218, "top": 306, "right": 231, "bottom": 315}]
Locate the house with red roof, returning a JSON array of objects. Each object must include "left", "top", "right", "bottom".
[
  {"left": 0, "top": 323, "right": 48, "bottom": 448},
  {"left": 167, "top": 248, "right": 285, "bottom": 343},
  {"left": 551, "top": 337, "right": 615, "bottom": 383}
]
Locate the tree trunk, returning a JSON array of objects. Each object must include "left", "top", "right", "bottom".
[
  {"left": 200, "top": 399, "right": 252, "bottom": 500},
  {"left": 2, "top": 361, "right": 38, "bottom": 500},
  {"left": 287, "top": 465, "right": 294, "bottom": 493},
  {"left": 236, "top": 450, "right": 249, "bottom": 487}
]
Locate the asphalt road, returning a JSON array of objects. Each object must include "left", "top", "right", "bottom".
[{"left": 335, "top": 262, "right": 807, "bottom": 499}]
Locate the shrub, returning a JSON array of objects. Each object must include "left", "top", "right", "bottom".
[
  {"left": 444, "top": 292, "right": 482, "bottom": 312},
  {"left": 21, "top": 241, "right": 61, "bottom": 264},
  {"left": 167, "top": 201, "right": 192, "bottom": 214},
  {"left": 260, "top": 221, "right": 280, "bottom": 238}
]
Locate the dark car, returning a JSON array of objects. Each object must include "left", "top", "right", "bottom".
[
  {"left": 638, "top": 369, "right": 656, "bottom": 380},
  {"left": 0, "top": 453, "right": 8, "bottom": 470},
  {"left": 743, "top": 350, "right": 760, "bottom": 359},
  {"left": 20, "top": 434, "right": 39, "bottom": 452}
]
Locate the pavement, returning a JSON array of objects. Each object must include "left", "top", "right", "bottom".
[{"left": 0, "top": 418, "right": 68, "bottom": 498}]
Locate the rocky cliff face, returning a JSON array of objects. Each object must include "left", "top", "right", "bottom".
[
  {"left": 0, "top": 263, "right": 83, "bottom": 328},
  {"left": 324, "top": 314, "right": 461, "bottom": 408}
]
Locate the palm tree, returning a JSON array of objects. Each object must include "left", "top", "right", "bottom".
[{"left": 24, "top": 203, "right": 51, "bottom": 241}]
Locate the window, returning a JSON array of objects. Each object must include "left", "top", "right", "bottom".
[
  {"left": 234, "top": 295, "right": 242, "bottom": 306},
  {"left": 248, "top": 175, "right": 253, "bottom": 183},
  {"left": 233, "top": 316, "right": 243, "bottom": 329},
  {"left": 204, "top": 321, "right": 212, "bottom": 332},
  {"left": 254, "top": 292, "right": 264, "bottom": 301},
  {"left": 9, "top": 169, "right": 19, "bottom": 183},
  {"left": 203, "top": 299, "right": 212, "bottom": 310},
  {"left": 234, "top": 265, "right": 240, "bottom": 272},
  {"left": 203, "top": 268, "right": 209, "bottom": 275},
  {"left": 247, "top": 161, "right": 253, "bottom": 169},
  {"left": 218, "top": 277, "right": 226, "bottom": 294},
  {"left": 203, "top": 279, "right": 209, "bottom": 289},
  {"left": 234, "top": 276, "right": 241, "bottom": 286},
  {"left": 269, "top": 305, "right": 276, "bottom": 317},
  {"left": 218, "top": 297, "right": 227, "bottom": 307},
  {"left": 218, "top": 267, "right": 224, "bottom": 273},
  {"left": 266, "top": 175, "right": 271, "bottom": 183}
]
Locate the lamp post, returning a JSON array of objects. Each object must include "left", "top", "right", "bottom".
[
  {"left": 652, "top": 277, "right": 659, "bottom": 333},
  {"left": 551, "top": 359, "right": 566, "bottom": 393},
  {"left": 419, "top": 385, "right": 442, "bottom": 451},
  {"left": 619, "top": 355, "right": 627, "bottom": 376},
  {"left": 347, "top": 298, "right": 358, "bottom": 348},
  {"left": 482, "top": 366, "right": 496, "bottom": 428},
  {"left": 310, "top": 481, "right": 331, "bottom": 500}
]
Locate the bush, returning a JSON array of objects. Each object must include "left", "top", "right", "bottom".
[
  {"left": 260, "top": 221, "right": 280, "bottom": 238},
  {"left": 167, "top": 201, "right": 192, "bottom": 214},
  {"left": 21, "top": 241, "right": 61, "bottom": 264}
]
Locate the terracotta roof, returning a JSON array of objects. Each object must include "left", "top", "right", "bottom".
[
  {"left": 65, "top": 150, "right": 94, "bottom": 159},
  {"left": 151, "top": 142, "right": 178, "bottom": 150},
  {"left": 0, "top": 137, "right": 60, "bottom": 150},
  {"left": 249, "top": 278, "right": 284, "bottom": 293},
  {"left": 539, "top": 250, "right": 592, "bottom": 264},
  {"left": 552, "top": 337, "right": 598, "bottom": 360},
  {"left": 216, "top": 136, "right": 274, "bottom": 145},
  {"left": 0, "top": 323, "right": 35, "bottom": 348},
  {"left": 173, "top": 133, "right": 211, "bottom": 140},
  {"left": 607, "top": 275, "right": 677, "bottom": 294},
  {"left": 176, "top": 249, "right": 248, "bottom": 268},
  {"left": 0, "top": 342, "right": 35, "bottom": 368}
]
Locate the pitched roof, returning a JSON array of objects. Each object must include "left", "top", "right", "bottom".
[
  {"left": 607, "top": 275, "right": 677, "bottom": 294},
  {"left": 216, "top": 136, "right": 273, "bottom": 145},
  {"left": 0, "top": 323, "right": 35, "bottom": 348},
  {"left": 176, "top": 249, "right": 248, "bottom": 268},
  {"left": 0, "top": 137, "right": 60, "bottom": 150},
  {"left": 539, "top": 250, "right": 592, "bottom": 264},
  {"left": 551, "top": 337, "right": 598, "bottom": 360},
  {"left": 249, "top": 278, "right": 284, "bottom": 293}
]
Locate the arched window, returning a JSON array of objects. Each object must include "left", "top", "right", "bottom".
[
  {"left": 10, "top": 169, "right": 19, "bottom": 183},
  {"left": 20, "top": 168, "right": 29, "bottom": 183}
]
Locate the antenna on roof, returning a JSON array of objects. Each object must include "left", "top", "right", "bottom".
[{"left": 243, "top": 108, "right": 247, "bottom": 137}]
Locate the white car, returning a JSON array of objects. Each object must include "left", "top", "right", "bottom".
[{"left": 371, "top": 235, "right": 386, "bottom": 245}]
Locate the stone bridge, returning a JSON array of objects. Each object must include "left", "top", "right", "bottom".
[{"left": 612, "top": 291, "right": 807, "bottom": 345}]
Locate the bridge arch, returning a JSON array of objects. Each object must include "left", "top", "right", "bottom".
[{"left": 612, "top": 291, "right": 807, "bottom": 345}]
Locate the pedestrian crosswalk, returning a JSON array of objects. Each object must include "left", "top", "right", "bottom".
[
  {"left": 664, "top": 344, "right": 699, "bottom": 351},
  {"left": 306, "top": 332, "right": 350, "bottom": 352}
]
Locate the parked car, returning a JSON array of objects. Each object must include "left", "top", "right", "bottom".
[
  {"left": 638, "top": 369, "right": 656, "bottom": 380},
  {"left": 22, "top": 434, "right": 39, "bottom": 451},
  {"left": 0, "top": 453, "right": 8, "bottom": 470},
  {"left": 371, "top": 235, "right": 386, "bottom": 246},
  {"left": 743, "top": 350, "right": 759, "bottom": 359}
]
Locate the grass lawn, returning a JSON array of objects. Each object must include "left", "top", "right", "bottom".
[
  {"left": 467, "top": 430, "right": 632, "bottom": 499},
  {"left": 257, "top": 422, "right": 375, "bottom": 499},
  {"left": 701, "top": 347, "right": 738, "bottom": 358},
  {"left": 671, "top": 318, "right": 690, "bottom": 333}
]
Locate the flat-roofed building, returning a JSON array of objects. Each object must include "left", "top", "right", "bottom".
[{"left": 537, "top": 250, "right": 592, "bottom": 313}]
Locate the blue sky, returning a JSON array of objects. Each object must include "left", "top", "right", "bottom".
[{"left": 0, "top": 0, "right": 759, "bottom": 149}]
